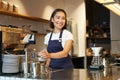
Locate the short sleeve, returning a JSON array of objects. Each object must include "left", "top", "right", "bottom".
[
  {"left": 44, "top": 32, "right": 51, "bottom": 45},
  {"left": 61, "top": 30, "right": 74, "bottom": 47},
  {"left": 63, "top": 30, "right": 73, "bottom": 41}
]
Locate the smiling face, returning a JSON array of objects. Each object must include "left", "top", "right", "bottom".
[{"left": 52, "top": 11, "right": 66, "bottom": 31}]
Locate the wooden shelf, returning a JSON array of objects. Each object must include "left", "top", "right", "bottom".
[{"left": 0, "top": 10, "right": 49, "bottom": 23}]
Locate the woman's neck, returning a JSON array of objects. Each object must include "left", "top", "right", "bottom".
[{"left": 53, "top": 28, "right": 62, "bottom": 33}]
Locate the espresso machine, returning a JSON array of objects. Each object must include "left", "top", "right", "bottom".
[
  {"left": 0, "top": 26, "right": 23, "bottom": 73},
  {"left": 22, "top": 33, "right": 36, "bottom": 77},
  {"left": 89, "top": 47, "right": 104, "bottom": 70},
  {"left": 22, "top": 33, "right": 48, "bottom": 78}
]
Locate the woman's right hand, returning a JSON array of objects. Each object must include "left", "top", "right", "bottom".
[{"left": 38, "top": 50, "right": 50, "bottom": 59}]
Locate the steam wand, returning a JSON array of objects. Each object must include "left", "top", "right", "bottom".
[{"left": 24, "top": 43, "right": 30, "bottom": 77}]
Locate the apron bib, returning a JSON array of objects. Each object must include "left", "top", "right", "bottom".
[{"left": 47, "top": 30, "right": 73, "bottom": 69}]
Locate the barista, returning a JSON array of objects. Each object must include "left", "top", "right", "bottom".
[{"left": 38, "top": 8, "right": 74, "bottom": 69}]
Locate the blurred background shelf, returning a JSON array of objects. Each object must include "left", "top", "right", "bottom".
[{"left": 0, "top": 10, "right": 49, "bottom": 23}]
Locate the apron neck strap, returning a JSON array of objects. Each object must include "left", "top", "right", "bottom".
[
  {"left": 59, "top": 30, "right": 63, "bottom": 38},
  {"left": 49, "top": 30, "right": 63, "bottom": 41}
]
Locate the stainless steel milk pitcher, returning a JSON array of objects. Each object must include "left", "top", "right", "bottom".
[{"left": 30, "top": 61, "right": 40, "bottom": 78}]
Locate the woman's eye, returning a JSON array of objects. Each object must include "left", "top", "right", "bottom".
[
  {"left": 56, "top": 16, "right": 65, "bottom": 20},
  {"left": 56, "top": 16, "right": 60, "bottom": 19},
  {"left": 62, "top": 17, "right": 65, "bottom": 20}
]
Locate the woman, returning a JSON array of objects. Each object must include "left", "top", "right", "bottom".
[{"left": 38, "top": 8, "right": 74, "bottom": 69}]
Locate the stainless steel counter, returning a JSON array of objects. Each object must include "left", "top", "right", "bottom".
[{"left": 0, "top": 66, "right": 120, "bottom": 80}]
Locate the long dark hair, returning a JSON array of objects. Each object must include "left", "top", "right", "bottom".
[{"left": 49, "top": 8, "right": 67, "bottom": 29}]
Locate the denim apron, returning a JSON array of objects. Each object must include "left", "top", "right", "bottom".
[{"left": 47, "top": 30, "right": 73, "bottom": 69}]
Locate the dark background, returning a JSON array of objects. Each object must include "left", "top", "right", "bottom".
[{"left": 85, "top": 0, "right": 110, "bottom": 27}]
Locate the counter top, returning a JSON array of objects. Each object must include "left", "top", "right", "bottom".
[{"left": 0, "top": 66, "right": 120, "bottom": 80}]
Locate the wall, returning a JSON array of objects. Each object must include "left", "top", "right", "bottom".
[
  {"left": 110, "top": 12, "right": 120, "bottom": 54},
  {"left": 1, "top": 0, "right": 86, "bottom": 57},
  {"left": 64, "top": 0, "right": 86, "bottom": 57},
  {"left": 3, "top": 0, "right": 65, "bottom": 20}
]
